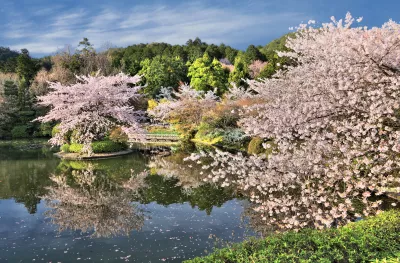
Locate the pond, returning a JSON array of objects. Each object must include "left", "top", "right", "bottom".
[
  {"left": 1, "top": 142, "right": 398, "bottom": 262},
  {"left": 0, "top": 144, "right": 257, "bottom": 262}
]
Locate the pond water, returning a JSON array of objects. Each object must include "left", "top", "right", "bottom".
[
  {"left": 1, "top": 142, "right": 398, "bottom": 262},
  {"left": 0, "top": 144, "right": 256, "bottom": 262}
]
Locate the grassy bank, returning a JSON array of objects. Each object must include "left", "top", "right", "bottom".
[{"left": 185, "top": 210, "right": 400, "bottom": 263}]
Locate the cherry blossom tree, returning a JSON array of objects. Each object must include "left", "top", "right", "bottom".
[
  {"left": 35, "top": 73, "right": 145, "bottom": 153},
  {"left": 248, "top": 60, "right": 268, "bottom": 79},
  {"left": 186, "top": 13, "right": 400, "bottom": 230},
  {"left": 148, "top": 85, "right": 218, "bottom": 134}
]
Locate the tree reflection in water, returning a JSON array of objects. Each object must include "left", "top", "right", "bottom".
[
  {"left": 42, "top": 164, "right": 148, "bottom": 238},
  {"left": 148, "top": 153, "right": 206, "bottom": 191}
]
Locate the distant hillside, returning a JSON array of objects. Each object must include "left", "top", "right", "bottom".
[
  {"left": 260, "top": 33, "right": 295, "bottom": 60},
  {"left": 0, "top": 47, "right": 19, "bottom": 73}
]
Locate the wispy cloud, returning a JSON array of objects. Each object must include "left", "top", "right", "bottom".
[
  {"left": 2, "top": 1, "right": 309, "bottom": 56},
  {"left": 51, "top": 9, "right": 87, "bottom": 27}
]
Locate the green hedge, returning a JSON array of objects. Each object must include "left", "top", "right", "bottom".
[
  {"left": 63, "top": 140, "right": 128, "bottom": 153},
  {"left": 185, "top": 210, "right": 400, "bottom": 263},
  {"left": 91, "top": 140, "right": 128, "bottom": 153}
]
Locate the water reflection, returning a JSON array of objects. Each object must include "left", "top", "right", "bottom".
[
  {"left": 0, "top": 146, "right": 254, "bottom": 262},
  {"left": 185, "top": 150, "right": 400, "bottom": 232},
  {"left": 148, "top": 153, "right": 206, "bottom": 190},
  {"left": 43, "top": 165, "right": 147, "bottom": 238},
  {"left": 39, "top": 156, "right": 240, "bottom": 237},
  {"left": 0, "top": 143, "right": 59, "bottom": 214}
]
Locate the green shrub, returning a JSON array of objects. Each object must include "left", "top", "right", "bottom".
[
  {"left": 68, "top": 143, "right": 84, "bottom": 153},
  {"left": 373, "top": 256, "right": 400, "bottom": 263},
  {"left": 185, "top": 210, "right": 400, "bottom": 263},
  {"left": 11, "top": 125, "right": 29, "bottom": 138},
  {"left": 51, "top": 124, "right": 61, "bottom": 137},
  {"left": 66, "top": 141, "right": 128, "bottom": 153},
  {"left": 91, "top": 140, "right": 128, "bottom": 153},
  {"left": 247, "top": 137, "right": 264, "bottom": 155},
  {"left": 39, "top": 122, "right": 53, "bottom": 137},
  {"left": 60, "top": 144, "right": 70, "bottom": 153}
]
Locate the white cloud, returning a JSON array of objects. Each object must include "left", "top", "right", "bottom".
[
  {"left": 51, "top": 9, "right": 87, "bottom": 27},
  {"left": 4, "top": 2, "right": 308, "bottom": 55}
]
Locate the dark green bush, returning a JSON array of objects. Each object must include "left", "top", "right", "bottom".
[
  {"left": 91, "top": 140, "right": 128, "bottom": 153},
  {"left": 247, "top": 136, "right": 264, "bottom": 155},
  {"left": 39, "top": 122, "right": 53, "bottom": 137},
  {"left": 185, "top": 210, "right": 400, "bottom": 263},
  {"left": 11, "top": 125, "right": 29, "bottom": 138}
]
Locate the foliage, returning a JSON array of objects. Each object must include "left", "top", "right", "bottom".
[
  {"left": 0, "top": 47, "right": 19, "bottom": 73},
  {"left": 34, "top": 73, "right": 145, "bottom": 154},
  {"left": 188, "top": 53, "right": 229, "bottom": 95},
  {"left": 91, "top": 140, "right": 128, "bottom": 153},
  {"left": 60, "top": 144, "right": 70, "bottom": 153},
  {"left": 186, "top": 210, "right": 400, "bottom": 263},
  {"left": 39, "top": 122, "right": 53, "bottom": 137},
  {"left": 187, "top": 14, "right": 400, "bottom": 231},
  {"left": 76, "top": 37, "right": 95, "bottom": 56},
  {"left": 11, "top": 125, "right": 29, "bottom": 138},
  {"left": 139, "top": 55, "right": 188, "bottom": 97},
  {"left": 66, "top": 140, "right": 127, "bottom": 153},
  {"left": 247, "top": 137, "right": 264, "bottom": 155},
  {"left": 68, "top": 143, "right": 84, "bottom": 153},
  {"left": 373, "top": 256, "right": 400, "bottom": 263},
  {"left": 51, "top": 124, "right": 61, "bottom": 137},
  {"left": 229, "top": 54, "right": 250, "bottom": 88},
  {"left": 148, "top": 85, "right": 218, "bottom": 135},
  {"left": 16, "top": 49, "right": 38, "bottom": 83},
  {"left": 147, "top": 99, "right": 158, "bottom": 111},
  {"left": 109, "top": 127, "right": 129, "bottom": 144},
  {"left": 258, "top": 33, "right": 296, "bottom": 78},
  {"left": 244, "top": 44, "right": 266, "bottom": 63}
]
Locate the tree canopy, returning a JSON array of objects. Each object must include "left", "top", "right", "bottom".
[{"left": 187, "top": 53, "right": 229, "bottom": 95}]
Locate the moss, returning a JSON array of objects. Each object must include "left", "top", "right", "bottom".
[{"left": 247, "top": 137, "right": 264, "bottom": 155}]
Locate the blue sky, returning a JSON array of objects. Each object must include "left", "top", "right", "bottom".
[{"left": 1, "top": 0, "right": 400, "bottom": 57}]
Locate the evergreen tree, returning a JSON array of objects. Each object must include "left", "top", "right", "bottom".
[
  {"left": 229, "top": 55, "right": 250, "bottom": 88},
  {"left": 187, "top": 53, "right": 228, "bottom": 95},
  {"left": 244, "top": 44, "right": 266, "bottom": 63},
  {"left": 139, "top": 55, "right": 188, "bottom": 97}
]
